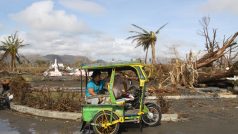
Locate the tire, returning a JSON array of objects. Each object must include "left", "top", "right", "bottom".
[
  {"left": 142, "top": 103, "right": 162, "bottom": 127},
  {"left": 92, "top": 111, "right": 120, "bottom": 134}
]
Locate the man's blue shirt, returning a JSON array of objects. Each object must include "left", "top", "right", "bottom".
[{"left": 86, "top": 80, "right": 105, "bottom": 97}]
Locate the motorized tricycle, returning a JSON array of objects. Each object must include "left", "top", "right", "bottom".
[{"left": 80, "top": 62, "right": 161, "bottom": 134}]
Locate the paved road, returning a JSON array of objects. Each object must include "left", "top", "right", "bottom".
[{"left": 1, "top": 99, "right": 238, "bottom": 134}]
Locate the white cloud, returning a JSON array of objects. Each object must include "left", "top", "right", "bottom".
[
  {"left": 16, "top": 30, "right": 144, "bottom": 61},
  {"left": 11, "top": 1, "right": 89, "bottom": 33},
  {"left": 59, "top": 0, "right": 105, "bottom": 15},
  {"left": 7, "top": 1, "right": 142, "bottom": 61},
  {"left": 201, "top": 0, "right": 238, "bottom": 15}
]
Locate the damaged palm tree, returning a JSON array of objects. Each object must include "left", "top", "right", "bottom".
[
  {"left": 0, "top": 32, "right": 29, "bottom": 71},
  {"left": 128, "top": 23, "right": 168, "bottom": 64}
]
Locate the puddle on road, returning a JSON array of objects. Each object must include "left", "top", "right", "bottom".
[
  {"left": 0, "top": 111, "right": 81, "bottom": 134},
  {"left": 0, "top": 119, "right": 19, "bottom": 134}
]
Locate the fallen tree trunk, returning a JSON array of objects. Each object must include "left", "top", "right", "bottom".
[
  {"left": 197, "top": 61, "right": 238, "bottom": 83},
  {"left": 198, "top": 70, "right": 233, "bottom": 83}
]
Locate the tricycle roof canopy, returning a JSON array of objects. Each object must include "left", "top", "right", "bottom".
[{"left": 81, "top": 61, "right": 144, "bottom": 70}]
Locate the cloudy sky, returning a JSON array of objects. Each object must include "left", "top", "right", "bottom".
[{"left": 0, "top": 0, "right": 238, "bottom": 61}]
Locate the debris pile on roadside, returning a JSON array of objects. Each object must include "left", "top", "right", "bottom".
[
  {"left": 157, "top": 96, "right": 170, "bottom": 114},
  {"left": 9, "top": 75, "right": 84, "bottom": 112}
]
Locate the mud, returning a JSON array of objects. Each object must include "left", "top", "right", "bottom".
[{"left": 0, "top": 99, "right": 238, "bottom": 134}]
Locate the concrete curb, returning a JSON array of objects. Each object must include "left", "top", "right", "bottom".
[
  {"left": 10, "top": 104, "right": 179, "bottom": 122},
  {"left": 218, "top": 94, "right": 238, "bottom": 98},
  {"left": 10, "top": 103, "right": 81, "bottom": 120},
  {"left": 161, "top": 114, "right": 178, "bottom": 122},
  {"left": 146, "top": 94, "right": 238, "bottom": 100}
]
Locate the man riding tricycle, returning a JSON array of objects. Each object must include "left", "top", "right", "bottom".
[{"left": 80, "top": 62, "right": 161, "bottom": 134}]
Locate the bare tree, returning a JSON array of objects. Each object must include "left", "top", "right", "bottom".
[{"left": 199, "top": 16, "right": 218, "bottom": 53}]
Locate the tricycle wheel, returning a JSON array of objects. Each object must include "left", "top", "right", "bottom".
[
  {"left": 92, "top": 111, "right": 120, "bottom": 134},
  {"left": 142, "top": 103, "right": 162, "bottom": 126}
]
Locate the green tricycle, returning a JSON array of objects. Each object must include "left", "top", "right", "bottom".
[{"left": 80, "top": 62, "right": 161, "bottom": 134}]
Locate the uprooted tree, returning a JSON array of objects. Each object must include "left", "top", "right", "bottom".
[
  {"left": 147, "top": 16, "right": 238, "bottom": 90},
  {"left": 195, "top": 16, "right": 238, "bottom": 83}
]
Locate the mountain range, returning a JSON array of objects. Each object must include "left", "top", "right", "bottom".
[{"left": 25, "top": 54, "right": 106, "bottom": 65}]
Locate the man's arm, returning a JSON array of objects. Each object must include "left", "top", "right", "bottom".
[{"left": 88, "top": 88, "right": 96, "bottom": 96}]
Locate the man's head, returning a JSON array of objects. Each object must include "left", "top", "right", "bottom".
[{"left": 91, "top": 70, "right": 101, "bottom": 82}]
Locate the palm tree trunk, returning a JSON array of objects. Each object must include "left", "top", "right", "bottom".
[
  {"left": 145, "top": 48, "right": 148, "bottom": 64},
  {"left": 13, "top": 55, "right": 16, "bottom": 71},
  {"left": 11, "top": 54, "right": 16, "bottom": 71},
  {"left": 11, "top": 54, "right": 14, "bottom": 71},
  {"left": 151, "top": 42, "right": 156, "bottom": 64}
]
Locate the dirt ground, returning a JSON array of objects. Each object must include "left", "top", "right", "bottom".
[
  {"left": 0, "top": 98, "right": 238, "bottom": 134},
  {"left": 123, "top": 98, "right": 238, "bottom": 134}
]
